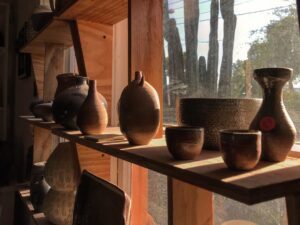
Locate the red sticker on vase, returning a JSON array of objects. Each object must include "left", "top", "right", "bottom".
[{"left": 259, "top": 116, "right": 276, "bottom": 131}]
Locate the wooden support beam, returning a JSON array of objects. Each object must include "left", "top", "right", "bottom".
[
  {"left": 168, "top": 178, "right": 213, "bottom": 225},
  {"left": 286, "top": 193, "right": 300, "bottom": 225},
  {"left": 70, "top": 20, "right": 113, "bottom": 123},
  {"left": 129, "top": 0, "right": 163, "bottom": 137},
  {"left": 31, "top": 53, "right": 45, "bottom": 99},
  {"left": 43, "top": 43, "right": 65, "bottom": 101}
]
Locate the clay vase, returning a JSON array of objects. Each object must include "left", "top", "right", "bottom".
[
  {"left": 43, "top": 189, "right": 75, "bottom": 225},
  {"left": 31, "top": 101, "right": 53, "bottom": 122},
  {"left": 31, "top": 5, "right": 53, "bottom": 31},
  {"left": 249, "top": 68, "right": 297, "bottom": 162},
  {"left": 30, "top": 162, "right": 50, "bottom": 212},
  {"left": 49, "top": 0, "right": 71, "bottom": 13},
  {"left": 77, "top": 80, "right": 108, "bottom": 135},
  {"left": 44, "top": 142, "right": 80, "bottom": 192},
  {"left": 118, "top": 71, "right": 160, "bottom": 145},
  {"left": 52, "top": 74, "right": 88, "bottom": 130}
]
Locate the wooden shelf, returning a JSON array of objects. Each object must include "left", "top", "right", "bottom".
[
  {"left": 20, "top": 19, "right": 73, "bottom": 54},
  {"left": 57, "top": 0, "right": 128, "bottom": 25},
  {"left": 51, "top": 127, "right": 300, "bottom": 205},
  {"left": 20, "top": 116, "right": 62, "bottom": 130}
]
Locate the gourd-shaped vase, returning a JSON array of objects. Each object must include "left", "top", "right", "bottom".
[
  {"left": 77, "top": 80, "right": 108, "bottom": 135},
  {"left": 119, "top": 71, "right": 160, "bottom": 145},
  {"left": 249, "top": 68, "right": 296, "bottom": 162},
  {"left": 52, "top": 74, "right": 88, "bottom": 130}
]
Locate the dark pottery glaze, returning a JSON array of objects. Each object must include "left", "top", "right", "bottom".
[
  {"left": 31, "top": 5, "right": 53, "bottom": 31},
  {"left": 52, "top": 75, "right": 88, "bottom": 130},
  {"left": 77, "top": 80, "right": 108, "bottom": 135},
  {"left": 165, "top": 126, "right": 204, "bottom": 160},
  {"left": 178, "top": 98, "right": 261, "bottom": 150},
  {"left": 30, "top": 162, "right": 50, "bottom": 212},
  {"left": 31, "top": 101, "right": 53, "bottom": 122},
  {"left": 219, "top": 129, "right": 262, "bottom": 171},
  {"left": 29, "top": 99, "right": 44, "bottom": 116},
  {"left": 249, "top": 68, "right": 296, "bottom": 162},
  {"left": 118, "top": 71, "right": 160, "bottom": 145},
  {"left": 49, "top": 0, "right": 72, "bottom": 13}
]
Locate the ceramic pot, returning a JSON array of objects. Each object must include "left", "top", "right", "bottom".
[
  {"left": 52, "top": 74, "right": 88, "bottom": 130},
  {"left": 44, "top": 142, "right": 80, "bottom": 192},
  {"left": 77, "top": 80, "right": 108, "bottom": 135},
  {"left": 219, "top": 130, "right": 262, "bottom": 170},
  {"left": 49, "top": 0, "right": 71, "bottom": 13},
  {"left": 249, "top": 68, "right": 297, "bottom": 162},
  {"left": 43, "top": 189, "right": 75, "bottom": 225},
  {"left": 178, "top": 98, "right": 261, "bottom": 150},
  {"left": 118, "top": 71, "right": 160, "bottom": 145},
  {"left": 31, "top": 101, "right": 53, "bottom": 122},
  {"left": 165, "top": 126, "right": 204, "bottom": 160},
  {"left": 30, "top": 162, "right": 50, "bottom": 212},
  {"left": 31, "top": 5, "right": 53, "bottom": 31}
]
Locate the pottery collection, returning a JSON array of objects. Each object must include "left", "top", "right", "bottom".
[
  {"left": 77, "top": 80, "right": 108, "bottom": 135},
  {"left": 249, "top": 68, "right": 297, "bottom": 162},
  {"left": 165, "top": 126, "right": 204, "bottom": 160},
  {"left": 178, "top": 98, "right": 261, "bottom": 150},
  {"left": 119, "top": 71, "right": 160, "bottom": 145},
  {"left": 219, "top": 130, "right": 262, "bottom": 170}
]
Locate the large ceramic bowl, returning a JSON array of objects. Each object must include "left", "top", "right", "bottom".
[{"left": 177, "top": 98, "right": 262, "bottom": 150}]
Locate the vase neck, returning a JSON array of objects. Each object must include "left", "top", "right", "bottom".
[{"left": 88, "top": 80, "right": 97, "bottom": 95}]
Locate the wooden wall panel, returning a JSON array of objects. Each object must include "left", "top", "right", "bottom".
[
  {"left": 43, "top": 43, "right": 65, "bottom": 101},
  {"left": 70, "top": 20, "right": 113, "bottom": 122},
  {"left": 129, "top": 0, "right": 163, "bottom": 137},
  {"left": 169, "top": 178, "right": 213, "bottom": 225},
  {"left": 31, "top": 53, "right": 45, "bottom": 99}
]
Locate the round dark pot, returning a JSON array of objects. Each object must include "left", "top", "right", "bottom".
[
  {"left": 249, "top": 68, "right": 297, "bottom": 162},
  {"left": 31, "top": 101, "right": 53, "bottom": 122},
  {"left": 118, "top": 71, "right": 160, "bottom": 145}
]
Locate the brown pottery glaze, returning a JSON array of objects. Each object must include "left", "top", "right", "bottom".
[
  {"left": 165, "top": 126, "right": 204, "bottom": 160},
  {"left": 118, "top": 71, "right": 160, "bottom": 145},
  {"left": 219, "top": 129, "right": 262, "bottom": 171},
  {"left": 178, "top": 98, "right": 261, "bottom": 150},
  {"left": 77, "top": 80, "right": 108, "bottom": 135},
  {"left": 249, "top": 68, "right": 297, "bottom": 162},
  {"left": 52, "top": 74, "right": 88, "bottom": 130}
]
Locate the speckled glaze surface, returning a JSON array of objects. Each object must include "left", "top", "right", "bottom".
[
  {"left": 165, "top": 126, "right": 204, "bottom": 160},
  {"left": 44, "top": 142, "right": 80, "bottom": 192},
  {"left": 43, "top": 189, "right": 75, "bottom": 225},
  {"left": 178, "top": 98, "right": 261, "bottom": 150},
  {"left": 249, "top": 68, "right": 297, "bottom": 162},
  {"left": 219, "top": 129, "right": 262, "bottom": 170},
  {"left": 119, "top": 71, "right": 160, "bottom": 145},
  {"left": 77, "top": 80, "right": 108, "bottom": 135}
]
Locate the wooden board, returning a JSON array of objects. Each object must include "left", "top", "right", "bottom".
[
  {"left": 20, "top": 19, "right": 73, "bottom": 54},
  {"left": 70, "top": 20, "right": 113, "bottom": 121},
  {"left": 31, "top": 53, "right": 45, "bottom": 99},
  {"left": 58, "top": 0, "right": 128, "bottom": 25},
  {"left": 52, "top": 127, "right": 300, "bottom": 205},
  {"left": 129, "top": 0, "right": 164, "bottom": 137},
  {"left": 169, "top": 178, "right": 213, "bottom": 225},
  {"left": 20, "top": 116, "right": 62, "bottom": 130}
]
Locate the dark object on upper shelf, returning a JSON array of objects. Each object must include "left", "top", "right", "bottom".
[
  {"left": 73, "top": 170, "right": 131, "bottom": 225},
  {"left": 31, "top": 5, "right": 53, "bottom": 32},
  {"left": 52, "top": 74, "right": 89, "bottom": 130},
  {"left": 30, "top": 100, "right": 53, "bottom": 122},
  {"left": 118, "top": 71, "right": 160, "bottom": 145},
  {"left": 50, "top": 0, "right": 72, "bottom": 14},
  {"left": 77, "top": 80, "right": 108, "bottom": 135},
  {"left": 249, "top": 68, "right": 296, "bottom": 162},
  {"left": 219, "top": 129, "right": 261, "bottom": 171},
  {"left": 0, "top": 32, "right": 4, "bottom": 47},
  {"left": 165, "top": 126, "right": 204, "bottom": 160},
  {"left": 178, "top": 98, "right": 261, "bottom": 150}
]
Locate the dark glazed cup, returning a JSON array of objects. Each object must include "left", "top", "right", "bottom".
[
  {"left": 219, "top": 129, "right": 262, "bottom": 171},
  {"left": 165, "top": 126, "right": 204, "bottom": 160}
]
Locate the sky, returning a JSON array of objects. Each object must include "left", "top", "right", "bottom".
[{"left": 166, "top": 0, "right": 296, "bottom": 62}]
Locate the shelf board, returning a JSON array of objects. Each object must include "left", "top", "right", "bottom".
[
  {"left": 52, "top": 127, "right": 300, "bottom": 205},
  {"left": 57, "top": 0, "right": 128, "bottom": 25},
  {"left": 20, "top": 115, "right": 62, "bottom": 130},
  {"left": 20, "top": 19, "right": 73, "bottom": 54}
]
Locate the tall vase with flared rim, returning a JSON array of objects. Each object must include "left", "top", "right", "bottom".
[{"left": 249, "top": 67, "right": 296, "bottom": 162}]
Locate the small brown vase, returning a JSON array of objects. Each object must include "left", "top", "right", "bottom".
[
  {"left": 118, "top": 71, "right": 160, "bottom": 145},
  {"left": 77, "top": 80, "right": 108, "bottom": 135},
  {"left": 249, "top": 68, "right": 297, "bottom": 162}
]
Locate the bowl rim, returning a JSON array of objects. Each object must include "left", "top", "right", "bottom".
[
  {"left": 165, "top": 126, "right": 204, "bottom": 132},
  {"left": 179, "top": 97, "right": 262, "bottom": 101},
  {"left": 219, "top": 129, "right": 261, "bottom": 135}
]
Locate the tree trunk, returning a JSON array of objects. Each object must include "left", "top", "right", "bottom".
[
  {"left": 198, "top": 56, "right": 209, "bottom": 96},
  {"left": 207, "top": 0, "right": 219, "bottom": 97},
  {"left": 218, "top": 0, "right": 237, "bottom": 97},
  {"left": 184, "top": 0, "right": 199, "bottom": 95}
]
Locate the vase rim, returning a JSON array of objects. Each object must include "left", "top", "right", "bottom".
[
  {"left": 180, "top": 98, "right": 262, "bottom": 101},
  {"left": 254, "top": 67, "right": 293, "bottom": 74}
]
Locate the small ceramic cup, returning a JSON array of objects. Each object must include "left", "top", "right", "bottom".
[
  {"left": 165, "top": 126, "right": 204, "bottom": 160},
  {"left": 219, "top": 129, "right": 262, "bottom": 171}
]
